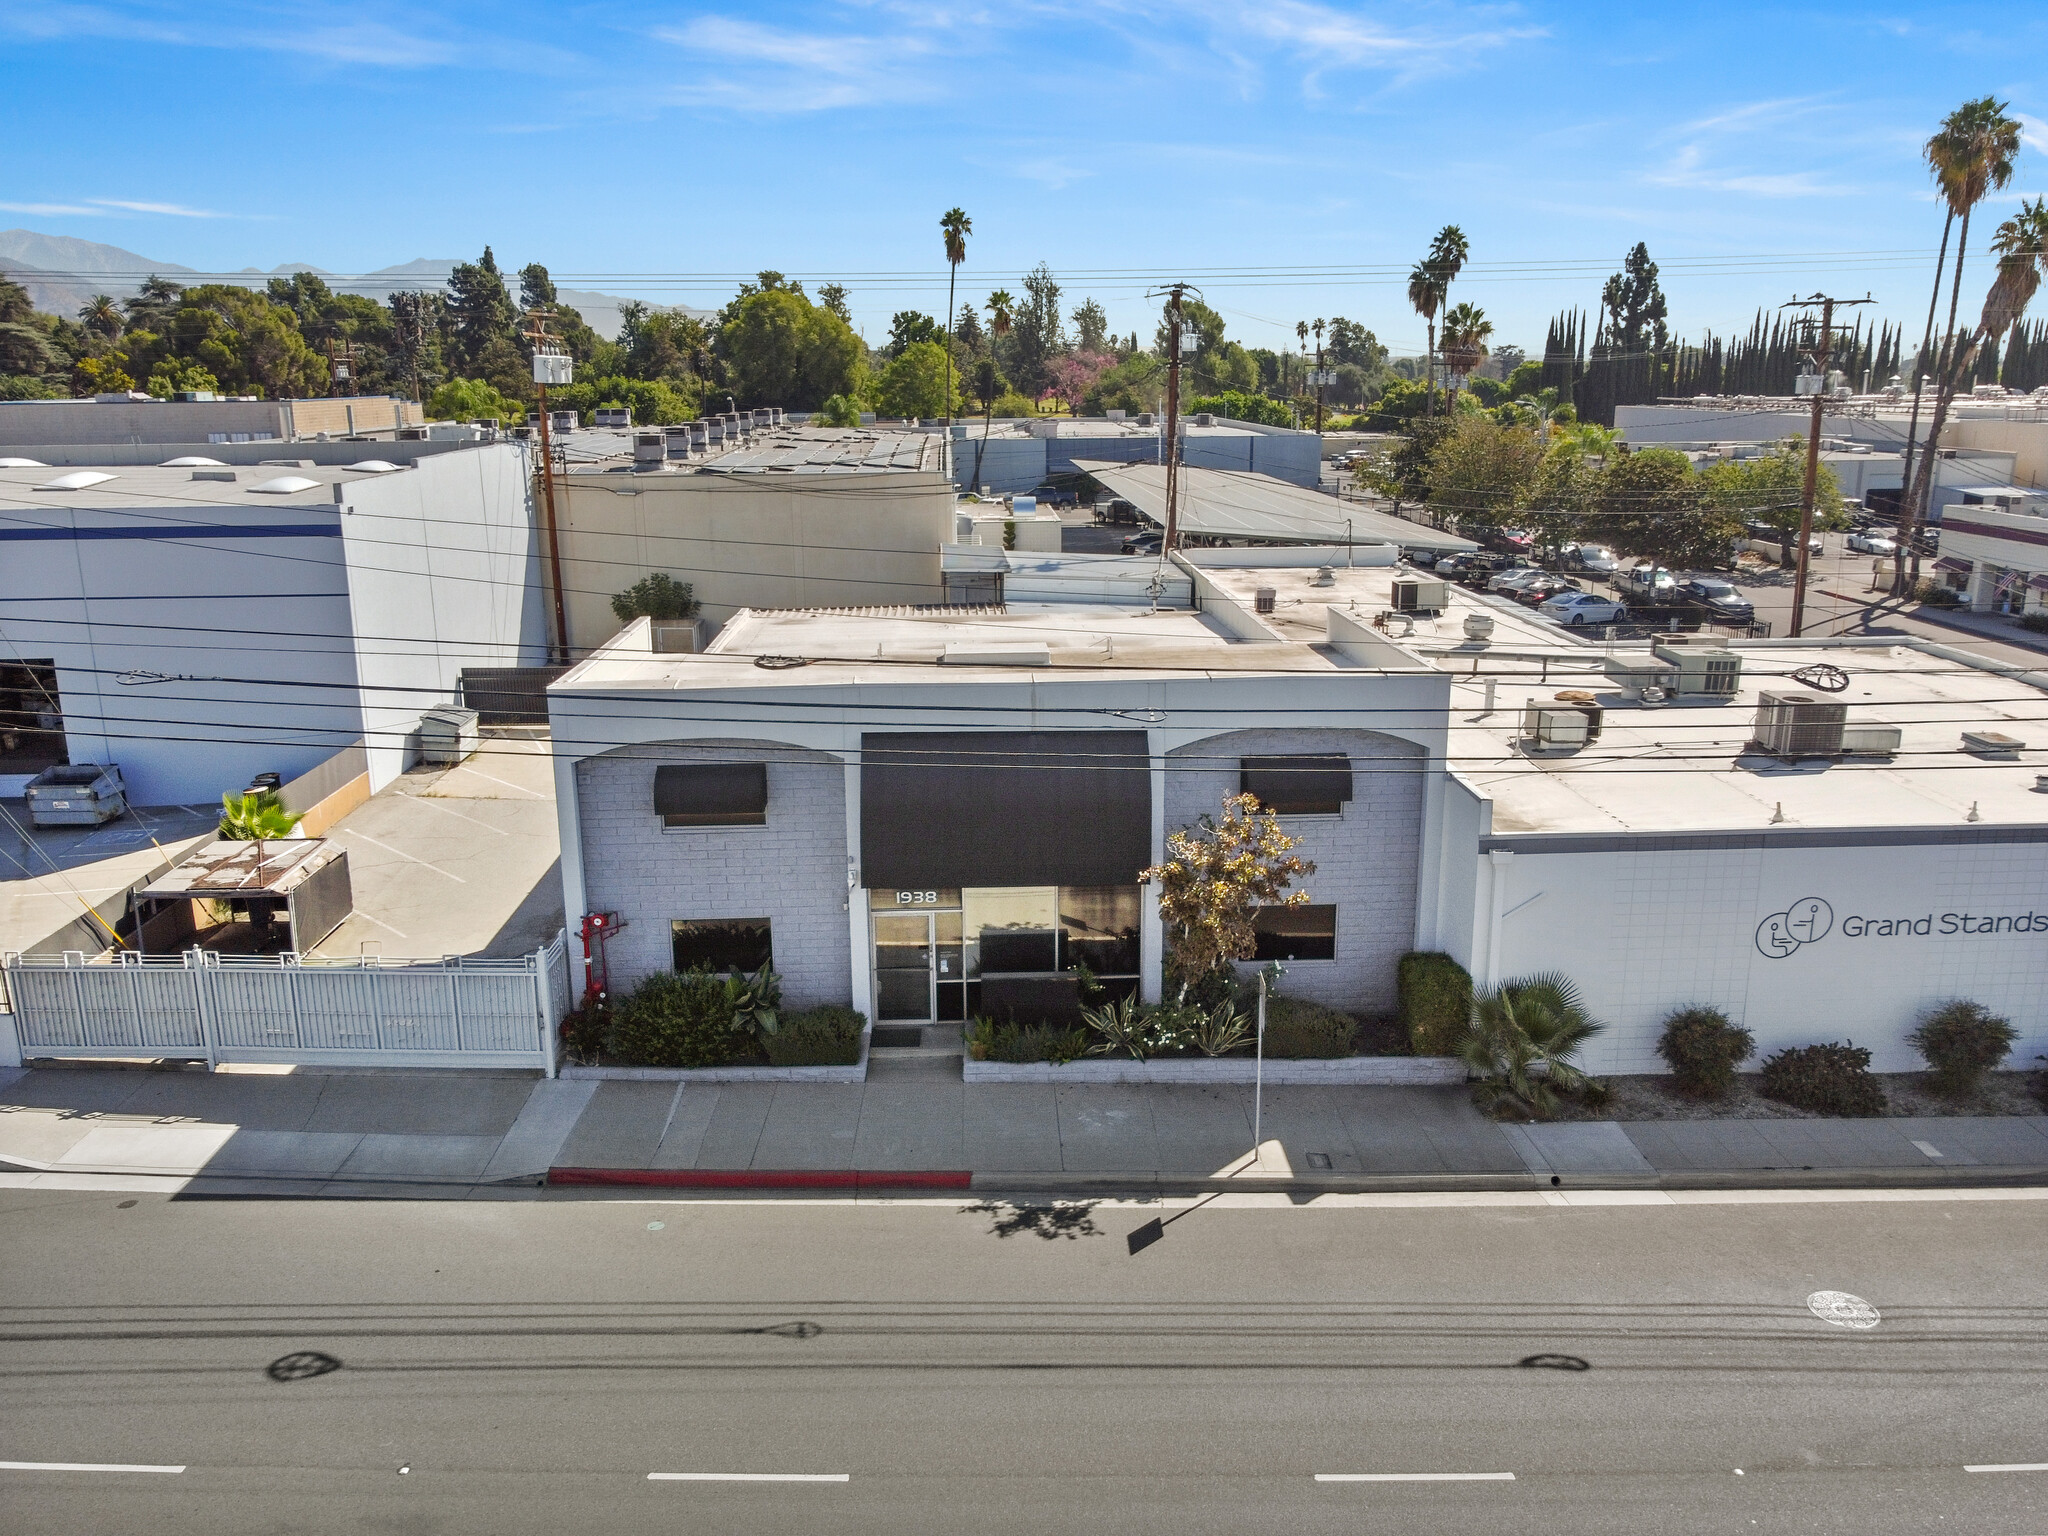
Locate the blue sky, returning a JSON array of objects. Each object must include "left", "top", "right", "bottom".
[{"left": 4, "top": 1, "right": 2043, "bottom": 358}]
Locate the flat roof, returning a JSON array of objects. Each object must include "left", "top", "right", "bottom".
[
  {"left": 0, "top": 459, "right": 406, "bottom": 510},
  {"left": 1077, "top": 461, "right": 1479, "bottom": 551},
  {"left": 558, "top": 425, "right": 943, "bottom": 476}
]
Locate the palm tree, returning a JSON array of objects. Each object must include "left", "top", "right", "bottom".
[
  {"left": 1408, "top": 263, "right": 1445, "bottom": 416},
  {"left": 1899, "top": 98, "right": 2024, "bottom": 580},
  {"left": 940, "top": 208, "right": 971, "bottom": 446},
  {"left": 78, "top": 293, "right": 123, "bottom": 341},
  {"left": 1979, "top": 198, "right": 2048, "bottom": 343},
  {"left": 1458, "top": 972, "right": 1604, "bottom": 1119},
  {"left": 969, "top": 289, "right": 1016, "bottom": 484},
  {"left": 1439, "top": 301, "right": 1493, "bottom": 400},
  {"left": 1426, "top": 226, "right": 1469, "bottom": 411}
]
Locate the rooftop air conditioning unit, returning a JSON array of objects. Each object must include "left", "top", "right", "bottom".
[
  {"left": 595, "top": 407, "right": 633, "bottom": 428},
  {"left": 1754, "top": 690, "right": 1846, "bottom": 757},
  {"left": 634, "top": 432, "right": 665, "bottom": 464},
  {"left": 1254, "top": 587, "right": 1276, "bottom": 614},
  {"left": 1652, "top": 639, "right": 1742, "bottom": 697},
  {"left": 1390, "top": 576, "right": 1449, "bottom": 614},
  {"left": 1603, "top": 651, "right": 1679, "bottom": 698},
  {"left": 550, "top": 410, "right": 577, "bottom": 433},
  {"left": 1521, "top": 703, "right": 1591, "bottom": 749},
  {"left": 1839, "top": 724, "right": 1901, "bottom": 757}
]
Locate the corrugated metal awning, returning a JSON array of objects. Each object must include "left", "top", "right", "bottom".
[{"left": 1074, "top": 461, "right": 1478, "bottom": 552}]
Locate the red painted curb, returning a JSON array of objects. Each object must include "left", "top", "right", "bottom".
[{"left": 548, "top": 1167, "right": 973, "bottom": 1191}]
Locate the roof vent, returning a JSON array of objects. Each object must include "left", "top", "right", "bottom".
[
  {"left": 1311, "top": 565, "right": 1336, "bottom": 586},
  {"left": 1462, "top": 612, "right": 1494, "bottom": 643},
  {"left": 1961, "top": 729, "right": 2025, "bottom": 757},
  {"left": 190, "top": 469, "right": 237, "bottom": 482}
]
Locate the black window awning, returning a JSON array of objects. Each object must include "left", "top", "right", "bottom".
[
  {"left": 861, "top": 731, "right": 1151, "bottom": 889},
  {"left": 654, "top": 762, "right": 768, "bottom": 824},
  {"left": 1240, "top": 754, "right": 1352, "bottom": 815}
]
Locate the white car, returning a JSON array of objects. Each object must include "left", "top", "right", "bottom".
[
  {"left": 1540, "top": 591, "right": 1628, "bottom": 627},
  {"left": 1847, "top": 530, "right": 1897, "bottom": 555},
  {"left": 1562, "top": 542, "right": 1619, "bottom": 575},
  {"left": 1487, "top": 568, "right": 1546, "bottom": 593}
]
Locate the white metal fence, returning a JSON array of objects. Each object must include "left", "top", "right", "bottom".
[{"left": 1, "top": 931, "right": 570, "bottom": 1075}]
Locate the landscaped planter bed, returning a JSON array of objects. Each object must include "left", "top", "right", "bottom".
[
  {"left": 964, "top": 1054, "right": 1462, "bottom": 1085},
  {"left": 1548, "top": 1069, "right": 2046, "bottom": 1122},
  {"left": 562, "top": 1027, "right": 871, "bottom": 1084}
]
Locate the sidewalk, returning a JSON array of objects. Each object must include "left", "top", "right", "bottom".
[{"left": 5, "top": 1061, "right": 2045, "bottom": 1197}]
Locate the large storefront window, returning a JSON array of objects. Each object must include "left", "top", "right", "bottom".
[{"left": 868, "top": 886, "right": 1141, "bottom": 1022}]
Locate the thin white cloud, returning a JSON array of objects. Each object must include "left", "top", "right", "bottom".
[
  {"left": 656, "top": 14, "right": 945, "bottom": 111},
  {"left": 89, "top": 198, "right": 224, "bottom": 218},
  {"left": 0, "top": 200, "right": 105, "bottom": 216},
  {"left": 1673, "top": 96, "right": 1830, "bottom": 138},
  {"left": 1646, "top": 146, "right": 1855, "bottom": 199}
]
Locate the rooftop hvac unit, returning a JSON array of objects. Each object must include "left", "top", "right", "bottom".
[
  {"left": 1390, "top": 576, "right": 1449, "bottom": 614},
  {"left": 1754, "top": 690, "right": 1846, "bottom": 757},
  {"left": 1652, "top": 639, "right": 1742, "bottom": 697},
  {"left": 417, "top": 706, "right": 481, "bottom": 766},
  {"left": 1962, "top": 729, "right": 2026, "bottom": 756},
  {"left": 1254, "top": 587, "right": 1277, "bottom": 614},
  {"left": 550, "top": 410, "right": 577, "bottom": 433},
  {"left": 664, "top": 427, "right": 692, "bottom": 460},
  {"left": 1603, "top": 651, "right": 1679, "bottom": 698},
  {"left": 634, "top": 432, "right": 665, "bottom": 464},
  {"left": 1839, "top": 724, "right": 1901, "bottom": 757},
  {"left": 595, "top": 407, "right": 633, "bottom": 428},
  {"left": 1521, "top": 703, "right": 1591, "bottom": 749}
]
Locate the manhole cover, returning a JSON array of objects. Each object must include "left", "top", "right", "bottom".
[
  {"left": 267, "top": 1350, "right": 343, "bottom": 1381},
  {"left": 1807, "top": 1291, "right": 1880, "bottom": 1329}
]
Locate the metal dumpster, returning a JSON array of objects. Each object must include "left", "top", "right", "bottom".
[{"left": 23, "top": 763, "right": 127, "bottom": 827}]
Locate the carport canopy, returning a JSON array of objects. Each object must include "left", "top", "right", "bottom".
[{"left": 1074, "top": 461, "right": 1479, "bottom": 553}]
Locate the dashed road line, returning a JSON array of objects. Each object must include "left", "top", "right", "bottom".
[
  {"left": 0, "top": 1461, "right": 186, "bottom": 1474},
  {"left": 648, "top": 1472, "right": 850, "bottom": 1483},
  {"left": 1315, "top": 1472, "right": 1515, "bottom": 1483},
  {"left": 1965, "top": 1463, "right": 2048, "bottom": 1473}
]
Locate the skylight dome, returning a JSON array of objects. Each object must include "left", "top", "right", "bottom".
[
  {"left": 346, "top": 460, "right": 401, "bottom": 473},
  {"left": 250, "top": 475, "right": 322, "bottom": 495},
  {"left": 37, "top": 471, "right": 118, "bottom": 490},
  {"left": 160, "top": 456, "right": 227, "bottom": 467},
  {"left": 0, "top": 456, "right": 48, "bottom": 468}
]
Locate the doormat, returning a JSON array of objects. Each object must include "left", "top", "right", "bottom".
[{"left": 870, "top": 1026, "right": 925, "bottom": 1048}]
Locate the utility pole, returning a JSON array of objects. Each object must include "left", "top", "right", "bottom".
[
  {"left": 1781, "top": 292, "right": 1873, "bottom": 638},
  {"left": 524, "top": 309, "right": 573, "bottom": 664},
  {"left": 1313, "top": 318, "right": 1326, "bottom": 436},
  {"left": 1151, "top": 282, "right": 1200, "bottom": 554}
]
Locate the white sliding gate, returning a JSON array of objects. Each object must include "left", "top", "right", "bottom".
[{"left": 1, "top": 931, "right": 570, "bottom": 1075}]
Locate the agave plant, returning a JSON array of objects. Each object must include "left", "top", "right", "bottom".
[
  {"left": 1458, "top": 972, "right": 1604, "bottom": 1118},
  {"left": 1081, "top": 995, "right": 1156, "bottom": 1061},
  {"left": 218, "top": 790, "right": 302, "bottom": 841},
  {"left": 720, "top": 964, "right": 783, "bottom": 1041},
  {"left": 1192, "top": 1000, "right": 1253, "bottom": 1058}
]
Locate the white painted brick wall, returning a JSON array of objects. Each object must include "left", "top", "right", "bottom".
[
  {"left": 574, "top": 740, "right": 854, "bottom": 1007},
  {"left": 1166, "top": 728, "right": 1425, "bottom": 1014}
]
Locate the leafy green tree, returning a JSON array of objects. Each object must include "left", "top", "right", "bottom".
[
  {"left": 717, "top": 287, "right": 864, "bottom": 409},
  {"left": 887, "top": 310, "right": 940, "bottom": 357},
  {"left": 1701, "top": 440, "right": 1846, "bottom": 565},
  {"left": 1596, "top": 446, "right": 1741, "bottom": 570},
  {"left": 816, "top": 283, "right": 852, "bottom": 325},
  {"left": 123, "top": 275, "right": 183, "bottom": 333},
  {"left": 874, "top": 339, "right": 961, "bottom": 419},
  {"left": 1081, "top": 352, "right": 1160, "bottom": 415},
  {"left": 611, "top": 573, "right": 702, "bottom": 624},
  {"left": 1188, "top": 390, "right": 1291, "bottom": 426},
  {"left": 427, "top": 376, "right": 522, "bottom": 423},
  {"left": 146, "top": 359, "right": 219, "bottom": 398},
  {"left": 1506, "top": 358, "right": 1544, "bottom": 397},
  {"left": 445, "top": 246, "right": 523, "bottom": 396},
  {"left": 814, "top": 393, "right": 862, "bottom": 427},
  {"left": 1008, "top": 262, "right": 1064, "bottom": 396},
  {"left": 1071, "top": 298, "right": 1109, "bottom": 354},
  {"left": 1356, "top": 416, "right": 1451, "bottom": 512},
  {"left": 991, "top": 389, "right": 1039, "bottom": 417},
  {"left": 1425, "top": 416, "right": 1543, "bottom": 539},
  {"left": 73, "top": 350, "right": 136, "bottom": 395},
  {"left": 551, "top": 374, "right": 697, "bottom": 425},
  {"left": 218, "top": 791, "right": 301, "bottom": 841}
]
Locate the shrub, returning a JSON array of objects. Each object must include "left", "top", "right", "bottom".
[
  {"left": 1908, "top": 1000, "right": 2017, "bottom": 1097},
  {"left": 967, "top": 1016, "right": 1090, "bottom": 1064},
  {"left": 1759, "top": 1041, "right": 1885, "bottom": 1116},
  {"left": 558, "top": 999, "right": 610, "bottom": 1064},
  {"left": 1656, "top": 1006, "right": 1755, "bottom": 1098},
  {"left": 607, "top": 967, "right": 745, "bottom": 1068},
  {"left": 762, "top": 1005, "right": 866, "bottom": 1067},
  {"left": 1458, "top": 972, "right": 1602, "bottom": 1118},
  {"left": 1399, "top": 952, "right": 1472, "bottom": 1056},
  {"left": 2019, "top": 612, "right": 2048, "bottom": 635},
  {"left": 1260, "top": 997, "right": 1357, "bottom": 1059}
]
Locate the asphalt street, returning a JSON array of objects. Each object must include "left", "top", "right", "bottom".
[{"left": 2, "top": 1187, "right": 2045, "bottom": 1534}]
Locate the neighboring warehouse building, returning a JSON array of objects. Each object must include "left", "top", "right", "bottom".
[
  {"left": 546, "top": 548, "right": 2047, "bottom": 1078},
  {"left": 954, "top": 415, "right": 1325, "bottom": 495},
  {"left": 549, "top": 424, "right": 955, "bottom": 651},
  {"left": 0, "top": 394, "right": 425, "bottom": 447},
  {"left": 1932, "top": 486, "right": 2048, "bottom": 616},
  {"left": 0, "top": 443, "right": 546, "bottom": 805}
]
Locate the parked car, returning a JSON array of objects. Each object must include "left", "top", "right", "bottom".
[
  {"left": 1618, "top": 565, "right": 1677, "bottom": 599},
  {"left": 1401, "top": 547, "right": 1440, "bottom": 568},
  {"left": 1539, "top": 590, "right": 1629, "bottom": 627},
  {"left": 1562, "top": 542, "right": 1619, "bottom": 575},
  {"left": 1486, "top": 529, "right": 1533, "bottom": 555},
  {"left": 1514, "top": 575, "right": 1581, "bottom": 606},
  {"left": 1487, "top": 567, "right": 1549, "bottom": 594},
  {"left": 1121, "top": 530, "right": 1163, "bottom": 554},
  {"left": 1847, "top": 530, "right": 1897, "bottom": 555},
  {"left": 1676, "top": 578, "right": 1755, "bottom": 623}
]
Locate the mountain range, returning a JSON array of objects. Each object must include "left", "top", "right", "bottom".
[{"left": 0, "top": 230, "right": 709, "bottom": 340}]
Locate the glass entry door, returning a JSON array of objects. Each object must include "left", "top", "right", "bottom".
[{"left": 874, "top": 913, "right": 935, "bottom": 1021}]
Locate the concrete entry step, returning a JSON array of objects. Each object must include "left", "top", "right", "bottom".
[{"left": 867, "top": 1052, "right": 964, "bottom": 1078}]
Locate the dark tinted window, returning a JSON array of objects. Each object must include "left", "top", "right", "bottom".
[
  {"left": 1059, "top": 886, "right": 1141, "bottom": 976},
  {"left": 672, "top": 918, "right": 772, "bottom": 973},
  {"left": 1252, "top": 905, "right": 1336, "bottom": 962}
]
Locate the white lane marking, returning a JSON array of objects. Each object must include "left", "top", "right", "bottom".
[
  {"left": 1966, "top": 1463, "right": 2048, "bottom": 1473},
  {"left": 441, "top": 763, "right": 545, "bottom": 798},
  {"left": 1316, "top": 1472, "right": 1515, "bottom": 1483},
  {"left": 0, "top": 1461, "right": 186, "bottom": 1474},
  {"left": 1911, "top": 1140, "right": 1944, "bottom": 1158},
  {"left": 648, "top": 1473, "right": 850, "bottom": 1482},
  {"left": 334, "top": 828, "right": 466, "bottom": 883},
  {"left": 1808, "top": 1290, "right": 1880, "bottom": 1329},
  {"left": 350, "top": 910, "right": 409, "bottom": 939},
  {"left": 395, "top": 793, "right": 510, "bottom": 836}
]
